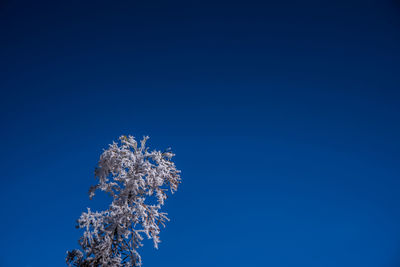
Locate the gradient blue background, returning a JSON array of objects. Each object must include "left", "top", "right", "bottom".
[{"left": 1, "top": 0, "right": 400, "bottom": 266}]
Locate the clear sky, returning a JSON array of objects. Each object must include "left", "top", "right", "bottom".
[{"left": 1, "top": 0, "right": 400, "bottom": 266}]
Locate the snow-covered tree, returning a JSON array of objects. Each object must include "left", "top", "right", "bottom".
[{"left": 66, "top": 135, "right": 181, "bottom": 266}]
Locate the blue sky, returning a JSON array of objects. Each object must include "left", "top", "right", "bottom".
[{"left": 1, "top": 0, "right": 400, "bottom": 266}]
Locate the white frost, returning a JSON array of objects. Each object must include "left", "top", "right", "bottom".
[{"left": 66, "top": 135, "right": 181, "bottom": 266}]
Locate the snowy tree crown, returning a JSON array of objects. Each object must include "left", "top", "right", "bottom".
[{"left": 67, "top": 135, "right": 181, "bottom": 266}]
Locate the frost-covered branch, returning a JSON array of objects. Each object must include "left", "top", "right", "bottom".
[{"left": 67, "top": 135, "right": 181, "bottom": 266}]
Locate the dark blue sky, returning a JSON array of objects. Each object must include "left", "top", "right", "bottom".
[{"left": 1, "top": 0, "right": 400, "bottom": 266}]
